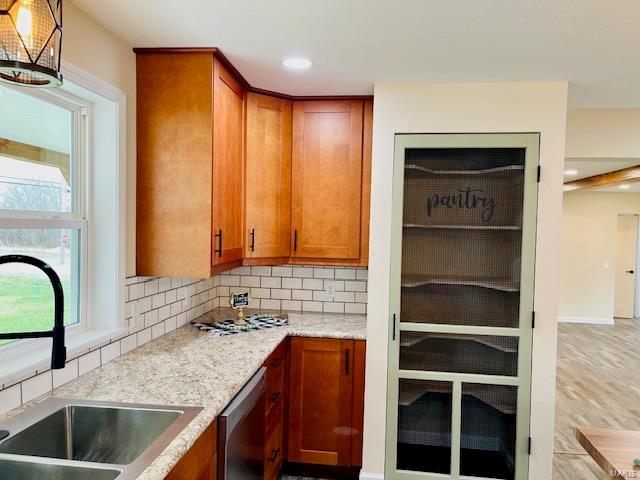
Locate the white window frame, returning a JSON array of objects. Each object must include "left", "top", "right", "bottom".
[
  {"left": 0, "top": 86, "right": 90, "bottom": 336},
  {"left": 0, "top": 62, "right": 127, "bottom": 383}
]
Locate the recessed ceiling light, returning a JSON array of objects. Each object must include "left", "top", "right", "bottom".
[
  {"left": 564, "top": 169, "right": 578, "bottom": 176},
  {"left": 619, "top": 184, "right": 631, "bottom": 190},
  {"left": 282, "top": 57, "right": 313, "bottom": 70}
]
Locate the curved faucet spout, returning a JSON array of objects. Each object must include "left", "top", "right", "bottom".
[{"left": 0, "top": 255, "right": 66, "bottom": 369}]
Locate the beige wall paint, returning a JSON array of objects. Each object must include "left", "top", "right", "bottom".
[
  {"left": 64, "top": 2, "right": 136, "bottom": 275},
  {"left": 566, "top": 109, "right": 640, "bottom": 159},
  {"left": 363, "top": 82, "right": 568, "bottom": 479},
  {"left": 560, "top": 192, "right": 640, "bottom": 321}
]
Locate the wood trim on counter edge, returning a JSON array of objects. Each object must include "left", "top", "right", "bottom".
[{"left": 132, "top": 48, "right": 374, "bottom": 102}]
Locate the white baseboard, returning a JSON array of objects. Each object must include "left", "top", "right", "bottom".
[
  {"left": 360, "top": 473, "right": 384, "bottom": 480},
  {"left": 558, "top": 316, "right": 614, "bottom": 325}
]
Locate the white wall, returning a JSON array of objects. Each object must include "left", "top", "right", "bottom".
[
  {"left": 566, "top": 109, "right": 640, "bottom": 159},
  {"left": 64, "top": 2, "right": 137, "bottom": 275},
  {"left": 560, "top": 192, "right": 640, "bottom": 323},
  {"left": 362, "top": 82, "right": 568, "bottom": 479}
]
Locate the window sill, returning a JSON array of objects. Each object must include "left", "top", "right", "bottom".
[{"left": 0, "top": 327, "right": 128, "bottom": 389}]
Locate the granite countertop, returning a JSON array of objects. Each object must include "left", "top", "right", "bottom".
[{"left": 1, "top": 309, "right": 366, "bottom": 480}]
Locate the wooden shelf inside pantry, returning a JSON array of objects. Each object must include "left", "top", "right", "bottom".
[
  {"left": 400, "top": 331, "right": 518, "bottom": 353},
  {"left": 405, "top": 164, "right": 525, "bottom": 176},
  {"left": 398, "top": 381, "right": 516, "bottom": 414},
  {"left": 403, "top": 223, "right": 521, "bottom": 231},
  {"left": 401, "top": 274, "right": 520, "bottom": 293}
]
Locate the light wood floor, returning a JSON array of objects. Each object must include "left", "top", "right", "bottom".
[{"left": 553, "top": 318, "right": 640, "bottom": 480}]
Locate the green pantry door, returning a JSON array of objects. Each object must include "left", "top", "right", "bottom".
[{"left": 386, "top": 134, "right": 539, "bottom": 480}]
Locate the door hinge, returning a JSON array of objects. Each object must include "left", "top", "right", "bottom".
[
  {"left": 537, "top": 165, "right": 541, "bottom": 183},
  {"left": 531, "top": 311, "right": 536, "bottom": 329},
  {"left": 528, "top": 437, "right": 532, "bottom": 455}
]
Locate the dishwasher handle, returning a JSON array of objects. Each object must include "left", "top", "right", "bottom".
[{"left": 218, "top": 367, "right": 266, "bottom": 441}]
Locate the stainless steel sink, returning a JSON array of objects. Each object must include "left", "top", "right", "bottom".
[
  {"left": 0, "top": 455, "right": 122, "bottom": 480},
  {"left": 0, "top": 398, "right": 203, "bottom": 480}
]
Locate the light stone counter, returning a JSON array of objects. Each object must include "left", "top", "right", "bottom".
[{"left": 1, "top": 310, "right": 366, "bottom": 479}]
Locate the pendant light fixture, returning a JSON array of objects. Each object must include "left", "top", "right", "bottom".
[{"left": 0, "top": 0, "right": 63, "bottom": 87}]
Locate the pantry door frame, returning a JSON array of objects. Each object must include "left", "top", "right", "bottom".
[{"left": 385, "top": 133, "right": 540, "bottom": 480}]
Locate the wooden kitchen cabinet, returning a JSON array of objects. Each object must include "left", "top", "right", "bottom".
[
  {"left": 136, "top": 50, "right": 244, "bottom": 278},
  {"left": 263, "top": 339, "right": 288, "bottom": 480},
  {"left": 288, "top": 337, "right": 366, "bottom": 467},
  {"left": 166, "top": 420, "right": 217, "bottom": 480},
  {"left": 245, "top": 93, "right": 292, "bottom": 263},
  {"left": 290, "top": 100, "right": 372, "bottom": 265}
]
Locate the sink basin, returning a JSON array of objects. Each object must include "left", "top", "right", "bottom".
[
  {"left": 0, "top": 456, "right": 121, "bottom": 480},
  {"left": 0, "top": 398, "right": 203, "bottom": 480},
  {"left": 0, "top": 404, "right": 181, "bottom": 464}
]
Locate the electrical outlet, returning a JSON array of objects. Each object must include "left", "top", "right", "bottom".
[{"left": 325, "top": 283, "right": 336, "bottom": 301}]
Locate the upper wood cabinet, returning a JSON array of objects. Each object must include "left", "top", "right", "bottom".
[
  {"left": 290, "top": 100, "right": 372, "bottom": 265},
  {"left": 245, "top": 93, "right": 292, "bottom": 261},
  {"left": 136, "top": 51, "right": 244, "bottom": 278}
]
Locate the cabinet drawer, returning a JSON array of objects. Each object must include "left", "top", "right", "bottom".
[{"left": 264, "top": 419, "right": 283, "bottom": 480}]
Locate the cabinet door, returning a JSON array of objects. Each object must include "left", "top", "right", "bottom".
[
  {"left": 288, "top": 337, "right": 353, "bottom": 466},
  {"left": 245, "top": 93, "right": 292, "bottom": 260},
  {"left": 136, "top": 53, "right": 214, "bottom": 278},
  {"left": 291, "top": 100, "right": 364, "bottom": 260},
  {"left": 212, "top": 58, "right": 245, "bottom": 267}
]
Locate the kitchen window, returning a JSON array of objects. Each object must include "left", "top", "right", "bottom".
[{"left": 0, "top": 83, "right": 88, "bottom": 347}]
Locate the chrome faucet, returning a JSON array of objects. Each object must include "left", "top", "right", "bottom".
[{"left": 0, "top": 254, "right": 66, "bottom": 369}]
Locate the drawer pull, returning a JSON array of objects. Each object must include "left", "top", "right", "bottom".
[
  {"left": 268, "top": 448, "right": 281, "bottom": 463},
  {"left": 270, "top": 391, "right": 281, "bottom": 403},
  {"left": 271, "top": 358, "right": 282, "bottom": 368}
]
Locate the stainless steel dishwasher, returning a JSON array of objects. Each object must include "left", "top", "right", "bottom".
[{"left": 217, "top": 367, "right": 266, "bottom": 480}]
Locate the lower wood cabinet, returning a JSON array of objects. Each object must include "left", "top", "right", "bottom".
[
  {"left": 287, "top": 337, "right": 366, "bottom": 467},
  {"left": 263, "top": 339, "right": 288, "bottom": 480},
  {"left": 166, "top": 420, "right": 217, "bottom": 480}
]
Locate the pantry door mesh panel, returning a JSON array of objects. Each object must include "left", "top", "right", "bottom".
[
  {"left": 397, "top": 379, "right": 453, "bottom": 474},
  {"left": 400, "top": 147, "right": 526, "bottom": 330}
]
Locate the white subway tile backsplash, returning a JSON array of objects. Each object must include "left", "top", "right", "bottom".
[
  {"left": 21, "top": 372, "right": 52, "bottom": 403},
  {"left": 231, "top": 266, "right": 252, "bottom": 275},
  {"left": 101, "top": 342, "right": 121, "bottom": 364},
  {"left": 261, "top": 299, "right": 281, "bottom": 310},
  {"left": 345, "top": 303, "right": 366, "bottom": 314},
  {"left": 241, "top": 276, "right": 261, "bottom": 288},
  {"left": 271, "top": 289, "right": 292, "bottom": 300},
  {"left": 52, "top": 358, "right": 78, "bottom": 389},
  {"left": 281, "top": 300, "right": 302, "bottom": 311},
  {"left": 356, "top": 269, "right": 368, "bottom": 281},
  {"left": 272, "top": 266, "right": 292, "bottom": 277},
  {"left": 302, "top": 278, "right": 323, "bottom": 290},
  {"left": 313, "top": 268, "right": 334, "bottom": 279},
  {"left": 292, "top": 289, "right": 313, "bottom": 301},
  {"left": 78, "top": 351, "right": 101, "bottom": 376},
  {"left": 137, "top": 328, "right": 152, "bottom": 346},
  {"left": 355, "top": 292, "right": 368, "bottom": 303},
  {"left": 302, "top": 301, "right": 323, "bottom": 312},
  {"left": 0, "top": 385, "right": 21, "bottom": 415},
  {"left": 144, "top": 279, "right": 159, "bottom": 296},
  {"left": 159, "top": 277, "right": 172, "bottom": 292},
  {"left": 292, "top": 267, "right": 314, "bottom": 278},
  {"left": 220, "top": 275, "right": 240, "bottom": 287},
  {"left": 251, "top": 266, "right": 272, "bottom": 276},
  {"left": 323, "top": 302, "right": 345, "bottom": 313},
  {"left": 120, "top": 334, "right": 137, "bottom": 354},
  {"left": 165, "top": 289, "right": 177, "bottom": 304},
  {"left": 261, "top": 277, "right": 281, "bottom": 289},
  {"left": 152, "top": 323, "right": 165, "bottom": 339},
  {"left": 345, "top": 281, "right": 367, "bottom": 292},
  {"left": 282, "top": 277, "right": 302, "bottom": 289},
  {"left": 334, "top": 291, "right": 355, "bottom": 303},
  {"left": 251, "top": 288, "right": 271, "bottom": 299},
  {"left": 335, "top": 269, "right": 356, "bottom": 280}
]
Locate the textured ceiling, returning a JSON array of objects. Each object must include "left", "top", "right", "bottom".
[{"left": 71, "top": 0, "right": 640, "bottom": 107}]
